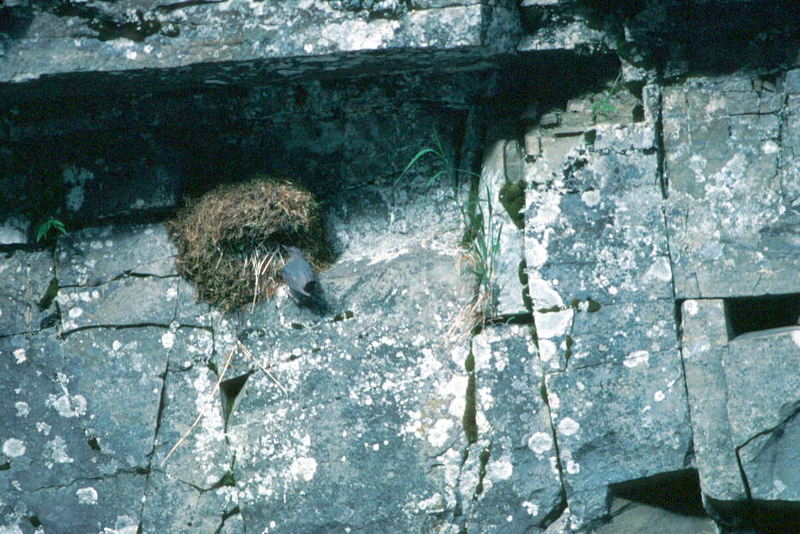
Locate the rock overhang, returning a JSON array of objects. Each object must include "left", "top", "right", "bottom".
[{"left": 0, "top": 0, "right": 522, "bottom": 84}]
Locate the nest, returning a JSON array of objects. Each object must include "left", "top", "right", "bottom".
[{"left": 168, "top": 176, "right": 331, "bottom": 311}]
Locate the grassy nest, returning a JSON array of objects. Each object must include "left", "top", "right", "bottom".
[{"left": 168, "top": 176, "right": 331, "bottom": 311}]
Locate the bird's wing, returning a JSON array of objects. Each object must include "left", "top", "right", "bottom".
[{"left": 283, "top": 260, "right": 313, "bottom": 296}]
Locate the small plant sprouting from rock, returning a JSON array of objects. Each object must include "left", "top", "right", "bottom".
[
  {"left": 461, "top": 185, "right": 502, "bottom": 326},
  {"left": 35, "top": 216, "right": 67, "bottom": 243},
  {"left": 592, "top": 71, "right": 622, "bottom": 119},
  {"left": 399, "top": 131, "right": 501, "bottom": 334},
  {"left": 395, "top": 129, "right": 456, "bottom": 188}
]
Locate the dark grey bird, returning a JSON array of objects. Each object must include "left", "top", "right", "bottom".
[{"left": 282, "top": 246, "right": 326, "bottom": 312}]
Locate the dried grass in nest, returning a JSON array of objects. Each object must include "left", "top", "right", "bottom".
[{"left": 168, "top": 176, "right": 331, "bottom": 311}]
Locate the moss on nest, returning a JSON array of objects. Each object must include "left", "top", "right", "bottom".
[{"left": 168, "top": 175, "right": 331, "bottom": 312}]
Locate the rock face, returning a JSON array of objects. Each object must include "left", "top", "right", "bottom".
[{"left": 3, "top": 0, "right": 800, "bottom": 533}]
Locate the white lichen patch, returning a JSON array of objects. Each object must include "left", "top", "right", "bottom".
[
  {"left": 490, "top": 455, "right": 513, "bottom": 481},
  {"left": 684, "top": 300, "right": 699, "bottom": 316},
  {"left": 289, "top": 456, "right": 318, "bottom": 482},
  {"left": 417, "top": 347, "right": 442, "bottom": 379},
  {"left": 2, "top": 438, "right": 26, "bottom": 457},
  {"left": 14, "top": 402, "right": 29, "bottom": 417},
  {"left": 160, "top": 331, "right": 175, "bottom": 350},
  {"left": 557, "top": 417, "right": 580, "bottom": 436},
  {"left": 762, "top": 140, "right": 779, "bottom": 154},
  {"left": 527, "top": 431, "right": 554, "bottom": 454},
  {"left": 522, "top": 500, "right": 540, "bottom": 516},
  {"left": 654, "top": 390, "right": 666, "bottom": 402},
  {"left": 427, "top": 418, "right": 454, "bottom": 448},
  {"left": 623, "top": 350, "right": 649, "bottom": 368},
  {"left": 581, "top": 189, "right": 601, "bottom": 207},
  {"left": 46, "top": 436, "right": 74, "bottom": 464},
  {"left": 565, "top": 458, "right": 580, "bottom": 475},
  {"left": 76, "top": 486, "right": 98, "bottom": 505},
  {"left": 439, "top": 374, "right": 468, "bottom": 419},
  {"left": 12, "top": 348, "right": 26, "bottom": 364},
  {"left": 47, "top": 392, "right": 88, "bottom": 418},
  {"left": 320, "top": 19, "right": 398, "bottom": 52}
]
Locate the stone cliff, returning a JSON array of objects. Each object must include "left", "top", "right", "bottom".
[{"left": 2, "top": 0, "right": 800, "bottom": 532}]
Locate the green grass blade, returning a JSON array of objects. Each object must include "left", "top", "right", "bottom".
[{"left": 394, "top": 147, "right": 438, "bottom": 185}]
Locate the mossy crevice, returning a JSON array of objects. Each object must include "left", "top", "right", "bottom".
[{"left": 462, "top": 350, "right": 478, "bottom": 445}]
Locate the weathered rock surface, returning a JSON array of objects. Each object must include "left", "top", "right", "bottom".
[
  {"left": 231, "top": 249, "right": 472, "bottom": 532},
  {"left": 0, "top": 249, "right": 55, "bottom": 336},
  {"left": 524, "top": 83, "right": 673, "bottom": 378},
  {"left": 4, "top": 1, "right": 800, "bottom": 532},
  {"left": 56, "top": 223, "right": 177, "bottom": 285},
  {"left": 664, "top": 75, "right": 800, "bottom": 299},
  {"left": 546, "top": 349, "right": 692, "bottom": 528},
  {"left": 1, "top": 0, "right": 520, "bottom": 83},
  {"left": 57, "top": 275, "right": 179, "bottom": 332},
  {"left": 727, "top": 328, "right": 800, "bottom": 502},
  {"left": 462, "top": 325, "right": 564, "bottom": 532},
  {"left": 680, "top": 299, "right": 747, "bottom": 503}
]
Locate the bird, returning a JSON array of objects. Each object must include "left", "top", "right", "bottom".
[{"left": 282, "top": 246, "right": 326, "bottom": 312}]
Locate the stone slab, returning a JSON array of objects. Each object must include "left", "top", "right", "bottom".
[
  {"left": 2, "top": 2, "right": 517, "bottom": 83},
  {"left": 56, "top": 223, "right": 177, "bottom": 286},
  {"left": 462, "top": 325, "right": 563, "bottom": 532},
  {"left": 151, "top": 327, "right": 230, "bottom": 489},
  {"left": 680, "top": 299, "right": 746, "bottom": 501},
  {"left": 57, "top": 275, "right": 179, "bottom": 332},
  {"left": 546, "top": 349, "right": 692, "bottom": 526},
  {"left": 230, "top": 250, "right": 471, "bottom": 532},
  {"left": 663, "top": 76, "right": 800, "bottom": 298},
  {"left": 60, "top": 327, "right": 170, "bottom": 468}
]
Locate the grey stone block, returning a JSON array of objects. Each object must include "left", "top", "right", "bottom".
[
  {"left": 230, "top": 250, "right": 471, "bottom": 532},
  {"left": 2, "top": 2, "right": 516, "bottom": 83},
  {"left": 60, "top": 327, "right": 170, "bottom": 468},
  {"left": 141, "top": 471, "right": 240, "bottom": 534},
  {"left": 680, "top": 299, "right": 747, "bottom": 501},
  {"left": 546, "top": 349, "right": 692, "bottom": 526},
  {"left": 2, "top": 473, "right": 146, "bottom": 533},
  {"left": 595, "top": 498, "right": 717, "bottom": 534},
  {"left": 57, "top": 223, "right": 177, "bottom": 286},
  {"left": 58, "top": 276, "right": 179, "bottom": 332},
  {"left": 663, "top": 76, "right": 800, "bottom": 298},
  {"left": 151, "top": 328, "right": 230, "bottom": 489},
  {"left": 463, "top": 326, "right": 563, "bottom": 531},
  {"left": 725, "top": 327, "right": 800, "bottom": 449},
  {"left": 0, "top": 249, "right": 55, "bottom": 336}
]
